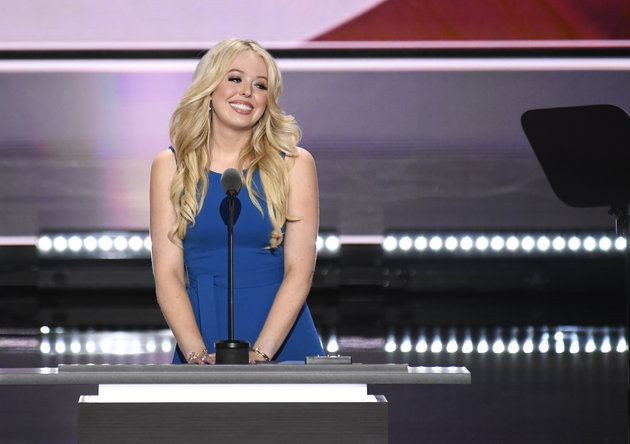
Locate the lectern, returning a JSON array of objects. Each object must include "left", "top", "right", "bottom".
[{"left": 0, "top": 363, "right": 470, "bottom": 443}]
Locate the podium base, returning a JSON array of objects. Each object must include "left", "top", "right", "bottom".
[
  {"left": 79, "top": 389, "right": 387, "bottom": 443},
  {"left": 215, "top": 339, "right": 250, "bottom": 365}
]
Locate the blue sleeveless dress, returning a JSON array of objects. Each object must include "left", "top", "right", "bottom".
[{"left": 171, "top": 150, "right": 324, "bottom": 363}]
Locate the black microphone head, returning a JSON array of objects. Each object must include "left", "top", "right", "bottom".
[{"left": 221, "top": 168, "right": 242, "bottom": 196}]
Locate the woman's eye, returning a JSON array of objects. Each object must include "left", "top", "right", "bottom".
[
  {"left": 228, "top": 77, "right": 241, "bottom": 83},
  {"left": 255, "top": 83, "right": 268, "bottom": 90}
]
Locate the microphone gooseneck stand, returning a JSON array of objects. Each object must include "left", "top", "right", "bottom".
[{"left": 215, "top": 168, "right": 250, "bottom": 364}]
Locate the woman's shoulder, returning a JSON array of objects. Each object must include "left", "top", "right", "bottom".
[
  {"left": 286, "top": 146, "right": 315, "bottom": 168},
  {"left": 153, "top": 148, "right": 177, "bottom": 167},
  {"left": 285, "top": 146, "right": 316, "bottom": 182},
  {"left": 151, "top": 148, "right": 177, "bottom": 175}
]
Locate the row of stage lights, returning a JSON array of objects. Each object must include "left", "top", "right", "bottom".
[
  {"left": 36, "top": 231, "right": 626, "bottom": 259},
  {"left": 38, "top": 327, "right": 175, "bottom": 356},
  {"left": 382, "top": 233, "right": 626, "bottom": 256},
  {"left": 38, "top": 326, "right": 626, "bottom": 356},
  {"left": 324, "top": 329, "right": 628, "bottom": 355},
  {"left": 36, "top": 232, "right": 342, "bottom": 258},
  {"left": 37, "top": 232, "right": 151, "bottom": 258}
]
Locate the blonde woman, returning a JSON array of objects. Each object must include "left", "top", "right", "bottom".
[{"left": 150, "top": 38, "right": 324, "bottom": 364}]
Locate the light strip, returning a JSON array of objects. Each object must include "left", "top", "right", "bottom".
[
  {"left": 89, "top": 383, "right": 370, "bottom": 403},
  {"left": 1, "top": 57, "right": 629, "bottom": 73},
  {"left": 1, "top": 39, "right": 629, "bottom": 51},
  {"left": 339, "top": 235, "right": 384, "bottom": 245},
  {"left": 7, "top": 231, "right": 628, "bottom": 255},
  {"left": 0, "top": 236, "right": 38, "bottom": 246},
  {"left": 36, "top": 327, "right": 628, "bottom": 356},
  {"left": 382, "top": 233, "right": 627, "bottom": 256},
  {"left": 37, "top": 231, "right": 151, "bottom": 259}
]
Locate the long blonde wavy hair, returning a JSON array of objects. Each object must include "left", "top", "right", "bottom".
[{"left": 168, "top": 38, "right": 300, "bottom": 248}]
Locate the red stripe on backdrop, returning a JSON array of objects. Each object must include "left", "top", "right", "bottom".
[{"left": 312, "top": 0, "right": 630, "bottom": 41}]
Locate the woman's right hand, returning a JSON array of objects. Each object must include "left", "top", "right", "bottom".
[{"left": 186, "top": 349, "right": 216, "bottom": 365}]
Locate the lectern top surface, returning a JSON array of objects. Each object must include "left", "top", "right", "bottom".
[{"left": 0, "top": 364, "right": 470, "bottom": 385}]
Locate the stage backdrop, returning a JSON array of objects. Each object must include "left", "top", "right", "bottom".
[
  {"left": 0, "top": 0, "right": 628, "bottom": 49},
  {"left": 0, "top": 0, "right": 629, "bottom": 237}
]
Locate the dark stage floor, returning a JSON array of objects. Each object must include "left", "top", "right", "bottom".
[{"left": 0, "top": 327, "right": 627, "bottom": 444}]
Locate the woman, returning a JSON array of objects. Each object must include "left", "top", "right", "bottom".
[{"left": 150, "top": 38, "right": 324, "bottom": 364}]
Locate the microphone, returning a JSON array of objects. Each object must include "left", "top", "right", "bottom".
[
  {"left": 221, "top": 168, "right": 242, "bottom": 197},
  {"left": 215, "top": 167, "right": 250, "bottom": 364}
]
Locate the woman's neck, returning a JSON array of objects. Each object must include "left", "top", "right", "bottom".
[{"left": 208, "top": 126, "right": 252, "bottom": 170}]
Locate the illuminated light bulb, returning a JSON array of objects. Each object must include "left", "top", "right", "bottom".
[
  {"left": 128, "top": 236, "right": 143, "bottom": 251},
  {"left": 327, "top": 336, "right": 340, "bottom": 353},
  {"left": 538, "top": 334, "right": 550, "bottom": 353},
  {"left": 492, "top": 339, "right": 505, "bottom": 354},
  {"left": 68, "top": 236, "right": 82, "bottom": 252},
  {"left": 40, "top": 340, "right": 51, "bottom": 354},
  {"left": 490, "top": 236, "right": 504, "bottom": 251},
  {"left": 98, "top": 236, "right": 113, "bottom": 251},
  {"left": 70, "top": 340, "right": 81, "bottom": 354},
  {"left": 584, "top": 338, "right": 596, "bottom": 353},
  {"left": 414, "top": 236, "right": 428, "bottom": 251},
  {"left": 507, "top": 339, "right": 519, "bottom": 354},
  {"left": 37, "top": 236, "right": 53, "bottom": 252},
  {"left": 477, "top": 340, "right": 489, "bottom": 354},
  {"left": 145, "top": 340, "right": 157, "bottom": 353},
  {"left": 601, "top": 337, "right": 611, "bottom": 353},
  {"left": 615, "top": 237, "right": 626, "bottom": 250},
  {"left": 144, "top": 236, "right": 152, "bottom": 250},
  {"left": 616, "top": 337, "right": 628, "bottom": 353},
  {"left": 325, "top": 236, "right": 340, "bottom": 252},
  {"left": 400, "top": 337, "right": 412, "bottom": 353},
  {"left": 415, "top": 338, "right": 428, "bottom": 353},
  {"left": 475, "top": 236, "right": 489, "bottom": 251},
  {"left": 583, "top": 236, "right": 596, "bottom": 252},
  {"left": 460, "top": 236, "right": 473, "bottom": 251},
  {"left": 383, "top": 236, "right": 397, "bottom": 252},
  {"left": 521, "top": 236, "right": 535, "bottom": 252},
  {"left": 316, "top": 236, "right": 323, "bottom": 251},
  {"left": 385, "top": 337, "right": 397, "bottom": 353},
  {"left": 536, "top": 236, "right": 550, "bottom": 252},
  {"left": 113, "top": 236, "right": 128, "bottom": 251},
  {"left": 462, "top": 339, "right": 473, "bottom": 354},
  {"left": 444, "top": 236, "right": 458, "bottom": 251},
  {"left": 53, "top": 236, "right": 68, "bottom": 252},
  {"left": 598, "top": 237, "right": 612, "bottom": 252},
  {"left": 429, "top": 236, "right": 442, "bottom": 251},
  {"left": 555, "top": 339, "right": 565, "bottom": 354},
  {"left": 522, "top": 338, "right": 534, "bottom": 354},
  {"left": 84, "top": 236, "right": 98, "bottom": 251},
  {"left": 506, "top": 236, "right": 519, "bottom": 251},
  {"left": 569, "top": 336, "right": 580, "bottom": 354},
  {"left": 398, "top": 236, "right": 412, "bottom": 251},
  {"left": 55, "top": 339, "right": 66, "bottom": 354},
  {"left": 161, "top": 338, "right": 173, "bottom": 353},
  {"left": 430, "top": 337, "right": 443, "bottom": 353},
  {"left": 552, "top": 236, "right": 566, "bottom": 251},
  {"left": 85, "top": 341, "right": 96, "bottom": 354},
  {"left": 446, "top": 339, "right": 458, "bottom": 353},
  {"left": 568, "top": 236, "right": 581, "bottom": 251}
]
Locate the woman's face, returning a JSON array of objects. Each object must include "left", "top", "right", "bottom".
[{"left": 210, "top": 50, "right": 269, "bottom": 132}]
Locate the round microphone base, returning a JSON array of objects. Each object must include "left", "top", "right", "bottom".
[{"left": 215, "top": 340, "right": 250, "bottom": 365}]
